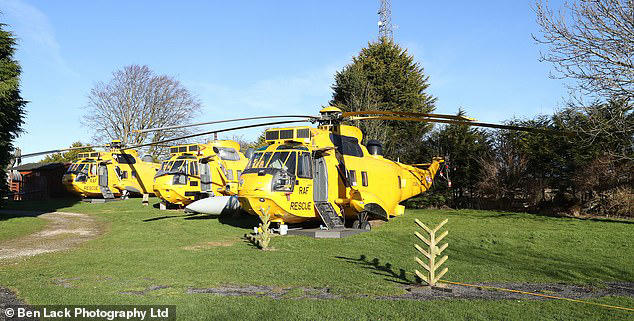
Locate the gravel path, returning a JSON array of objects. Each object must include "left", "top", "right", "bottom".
[{"left": 0, "top": 211, "right": 101, "bottom": 260}]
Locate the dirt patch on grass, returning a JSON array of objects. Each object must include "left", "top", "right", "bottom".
[
  {"left": 0, "top": 211, "right": 102, "bottom": 260},
  {"left": 119, "top": 285, "right": 171, "bottom": 296},
  {"left": 187, "top": 282, "right": 634, "bottom": 301},
  {"left": 182, "top": 240, "right": 238, "bottom": 250},
  {"left": 187, "top": 285, "right": 336, "bottom": 299}
]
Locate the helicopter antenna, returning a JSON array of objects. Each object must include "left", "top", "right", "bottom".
[{"left": 378, "top": 0, "right": 393, "bottom": 40}]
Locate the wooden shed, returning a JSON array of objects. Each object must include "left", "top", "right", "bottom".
[{"left": 7, "top": 162, "right": 70, "bottom": 200}]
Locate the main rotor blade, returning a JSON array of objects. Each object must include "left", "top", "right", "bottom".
[
  {"left": 133, "top": 115, "right": 318, "bottom": 134},
  {"left": 123, "top": 119, "right": 311, "bottom": 150},
  {"left": 349, "top": 116, "right": 558, "bottom": 134},
  {"left": 343, "top": 110, "right": 476, "bottom": 121},
  {"left": 19, "top": 145, "right": 107, "bottom": 159}
]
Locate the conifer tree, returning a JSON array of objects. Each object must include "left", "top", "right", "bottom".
[{"left": 0, "top": 23, "right": 27, "bottom": 201}]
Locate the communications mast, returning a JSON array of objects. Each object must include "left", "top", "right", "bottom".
[{"left": 378, "top": 0, "right": 393, "bottom": 40}]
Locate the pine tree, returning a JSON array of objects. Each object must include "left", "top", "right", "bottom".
[
  {"left": 330, "top": 38, "right": 436, "bottom": 162},
  {"left": 0, "top": 23, "right": 27, "bottom": 202}
]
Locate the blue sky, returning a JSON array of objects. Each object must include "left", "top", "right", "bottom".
[{"left": 2, "top": 0, "right": 568, "bottom": 159}]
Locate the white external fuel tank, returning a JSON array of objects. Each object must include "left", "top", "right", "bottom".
[{"left": 185, "top": 195, "right": 239, "bottom": 215}]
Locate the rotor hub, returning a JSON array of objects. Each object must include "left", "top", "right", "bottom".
[{"left": 318, "top": 106, "right": 344, "bottom": 125}]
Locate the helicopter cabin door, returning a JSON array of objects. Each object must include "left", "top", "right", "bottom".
[
  {"left": 199, "top": 163, "right": 212, "bottom": 195},
  {"left": 98, "top": 165, "right": 115, "bottom": 199},
  {"left": 313, "top": 155, "right": 328, "bottom": 202},
  {"left": 98, "top": 165, "right": 108, "bottom": 187},
  {"left": 312, "top": 153, "right": 344, "bottom": 229}
]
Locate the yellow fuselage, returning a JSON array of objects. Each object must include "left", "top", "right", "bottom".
[
  {"left": 153, "top": 141, "right": 248, "bottom": 206},
  {"left": 63, "top": 149, "right": 160, "bottom": 198},
  {"left": 238, "top": 125, "right": 444, "bottom": 224}
]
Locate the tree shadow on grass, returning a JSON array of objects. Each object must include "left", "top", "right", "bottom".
[
  {"left": 142, "top": 212, "right": 199, "bottom": 222},
  {"left": 336, "top": 255, "right": 415, "bottom": 285},
  {"left": 0, "top": 197, "right": 82, "bottom": 220}
]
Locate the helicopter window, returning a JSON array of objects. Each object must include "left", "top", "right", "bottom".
[
  {"left": 296, "top": 128, "right": 310, "bottom": 139},
  {"left": 398, "top": 176, "right": 402, "bottom": 189},
  {"left": 90, "top": 152, "right": 99, "bottom": 158},
  {"left": 178, "top": 146, "right": 187, "bottom": 153},
  {"left": 225, "top": 169, "right": 234, "bottom": 180},
  {"left": 267, "top": 151, "right": 290, "bottom": 170},
  {"left": 131, "top": 170, "right": 137, "bottom": 178},
  {"left": 280, "top": 129, "right": 293, "bottom": 139},
  {"left": 170, "top": 147, "right": 179, "bottom": 154},
  {"left": 284, "top": 152, "right": 297, "bottom": 176},
  {"left": 188, "top": 145, "right": 198, "bottom": 152},
  {"left": 276, "top": 145, "right": 308, "bottom": 151},
  {"left": 90, "top": 164, "right": 97, "bottom": 176},
  {"left": 348, "top": 170, "right": 357, "bottom": 186},
  {"left": 265, "top": 130, "right": 279, "bottom": 140},
  {"left": 189, "top": 161, "right": 198, "bottom": 176},
  {"left": 121, "top": 171, "right": 128, "bottom": 179},
  {"left": 246, "top": 152, "right": 263, "bottom": 169},
  {"left": 75, "top": 164, "right": 89, "bottom": 173},
  {"left": 237, "top": 170, "right": 242, "bottom": 178},
  {"left": 113, "top": 154, "right": 136, "bottom": 164},
  {"left": 361, "top": 171, "right": 368, "bottom": 187},
  {"left": 164, "top": 160, "right": 188, "bottom": 174},
  {"left": 115, "top": 166, "right": 122, "bottom": 179},
  {"left": 297, "top": 152, "right": 312, "bottom": 178},
  {"left": 214, "top": 147, "right": 241, "bottom": 161},
  {"left": 329, "top": 134, "right": 363, "bottom": 157},
  {"left": 160, "top": 161, "right": 169, "bottom": 171},
  {"left": 256, "top": 152, "right": 273, "bottom": 168}
]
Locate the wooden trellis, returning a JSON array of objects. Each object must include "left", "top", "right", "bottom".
[{"left": 414, "top": 219, "right": 448, "bottom": 287}]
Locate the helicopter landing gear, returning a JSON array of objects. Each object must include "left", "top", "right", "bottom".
[{"left": 352, "top": 211, "right": 371, "bottom": 230}]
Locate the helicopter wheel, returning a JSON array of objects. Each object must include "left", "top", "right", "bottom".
[{"left": 354, "top": 211, "right": 371, "bottom": 230}]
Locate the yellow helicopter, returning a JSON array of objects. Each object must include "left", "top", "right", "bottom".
[
  {"left": 137, "top": 107, "right": 544, "bottom": 229},
  {"left": 152, "top": 140, "right": 248, "bottom": 207},
  {"left": 63, "top": 141, "right": 160, "bottom": 199},
  {"left": 19, "top": 140, "right": 160, "bottom": 199}
]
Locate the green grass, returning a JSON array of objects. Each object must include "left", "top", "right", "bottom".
[
  {"left": 0, "top": 211, "right": 47, "bottom": 242},
  {"left": 1, "top": 199, "right": 633, "bottom": 320}
]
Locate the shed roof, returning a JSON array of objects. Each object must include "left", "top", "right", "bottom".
[{"left": 9, "top": 162, "right": 67, "bottom": 171}]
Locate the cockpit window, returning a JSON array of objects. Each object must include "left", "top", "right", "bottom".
[
  {"left": 284, "top": 152, "right": 297, "bottom": 175},
  {"left": 214, "top": 147, "right": 240, "bottom": 161},
  {"left": 267, "top": 152, "right": 290, "bottom": 170},
  {"left": 246, "top": 151, "right": 298, "bottom": 176},
  {"left": 167, "top": 160, "right": 187, "bottom": 173},
  {"left": 254, "top": 152, "right": 272, "bottom": 168},
  {"left": 113, "top": 154, "right": 136, "bottom": 164},
  {"left": 297, "top": 152, "right": 312, "bottom": 178},
  {"left": 246, "top": 152, "right": 262, "bottom": 169}
]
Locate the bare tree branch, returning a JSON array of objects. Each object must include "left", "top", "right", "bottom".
[{"left": 82, "top": 65, "right": 201, "bottom": 158}]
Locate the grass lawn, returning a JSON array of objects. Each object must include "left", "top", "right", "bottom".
[
  {"left": 0, "top": 198, "right": 633, "bottom": 320},
  {"left": 0, "top": 211, "right": 47, "bottom": 242}
]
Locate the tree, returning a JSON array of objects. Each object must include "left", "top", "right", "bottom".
[
  {"left": 82, "top": 65, "right": 201, "bottom": 158},
  {"left": 534, "top": 0, "right": 634, "bottom": 160},
  {"left": 330, "top": 38, "right": 436, "bottom": 162},
  {"left": 423, "top": 110, "right": 494, "bottom": 208},
  {"left": 0, "top": 23, "right": 27, "bottom": 201},
  {"left": 40, "top": 142, "right": 94, "bottom": 163}
]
